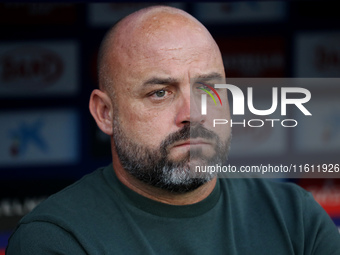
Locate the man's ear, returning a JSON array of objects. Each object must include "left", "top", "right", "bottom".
[{"left": 89, "top": 89, "right": 113, "bottom": 136}]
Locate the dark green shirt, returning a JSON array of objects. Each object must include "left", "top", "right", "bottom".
[{"left": 6, "top": 164, "right": 340, "bottom": 254}]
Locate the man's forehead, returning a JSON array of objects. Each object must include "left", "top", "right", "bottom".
[
  {"left": 99, "top": 6, "right": 224, "bottom": 93},
  {"left": 110, "top": 25, "right": 220, "bottom": 75},
  {"left": 111, "top": 8, "right": 210, "bottom": 52}
]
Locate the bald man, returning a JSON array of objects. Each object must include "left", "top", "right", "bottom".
[{"left": 6, "top": 6, "right": 340, "bottom": 255}]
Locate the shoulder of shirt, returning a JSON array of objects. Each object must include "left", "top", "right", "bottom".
[{"left": 18, "top": 165, "right": 112, "bottom": 225}]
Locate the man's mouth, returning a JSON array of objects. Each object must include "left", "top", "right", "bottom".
[{"left": 172, "top": 139, "right": 212, "bottom": 148}]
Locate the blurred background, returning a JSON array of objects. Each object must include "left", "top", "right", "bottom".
[{"left": 0, "top": 1, "right": 340, "bottom": 252}]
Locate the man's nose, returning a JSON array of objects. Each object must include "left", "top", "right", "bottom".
[{"left": 175, "top": 86, "right": 205, "bottom": 127}]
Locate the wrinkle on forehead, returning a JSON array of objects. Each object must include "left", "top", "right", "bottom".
[{"left": 160, "top": 47, "right": 184, "bottom": 51}]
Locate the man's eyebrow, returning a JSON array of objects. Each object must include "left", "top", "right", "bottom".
[
  {"left": 142, "top": 73, "right": 224, "bottom": 87},
  {"left": 195, "top": 72, "right": 224, "bottom": 81},
  {"left": 143, "top": 77, "right": 179, "bottom": 86}
]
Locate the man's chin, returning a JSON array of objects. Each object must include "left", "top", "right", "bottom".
[
  {"left": 149, "top": 161, "right": 216, "bottom": 193},
  {"left": 155, "top": 174, "right": 213, "bottom": 194}
]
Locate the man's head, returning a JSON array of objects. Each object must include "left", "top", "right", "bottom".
[{"left": 90, "top": 6, "right": 231, "bottom": 193}]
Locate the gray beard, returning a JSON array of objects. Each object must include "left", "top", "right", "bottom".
[{"left": 112, "top": 117, "right": 231, "bottom": 193}]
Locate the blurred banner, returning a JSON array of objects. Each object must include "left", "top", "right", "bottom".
[
  {"left": 295, "top": 32, "right": 340, "bottom": 78},
  {"left": 193, "top": 2, "right": 286, "bottom": 23},
  {"left": 0, "top": 41, "right": 78, "bottom": 97},
  {"left": 0, "top": 110, "right": 79, "bottom": 167}
]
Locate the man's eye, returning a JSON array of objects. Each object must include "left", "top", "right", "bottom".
[
  {"left": 196, "top": 82, "right": 212, "bottom": 92},
  {"left": 197, "top": 86, "right": 210, "bottom": 91},
  {"left": 147, "top": 88, "right": 173, "bottom": 102},
  {"left": 154, "top": 90, "right": 166, "bottom": 97}
]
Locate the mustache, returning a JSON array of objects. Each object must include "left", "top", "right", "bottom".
[{"left": 160, "top": 123, "right": 219, "bottom": 153}]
